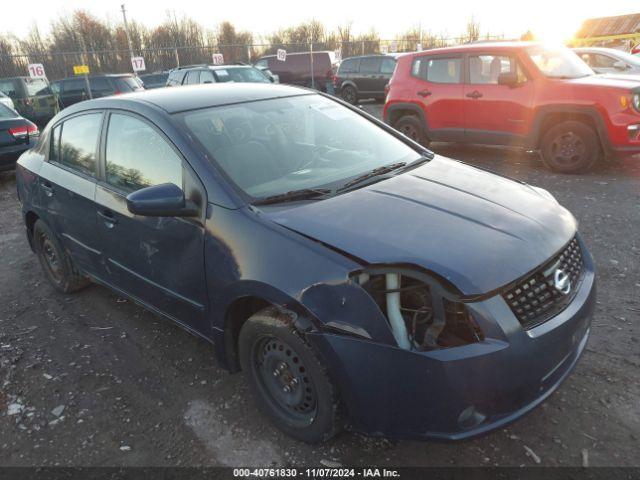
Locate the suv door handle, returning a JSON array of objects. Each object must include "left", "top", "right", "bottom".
[
  {"left": 40, "top": 180, "right": 54, "bottom": 197},
  {"left": 466, "top": 90, "right": 483, "bottom": 99},
  {"left": 97, "top": 209, "right": 118, "bottom": 228},
  {"left": 417, "top": 89, "right": 431, "bottom": 97}
]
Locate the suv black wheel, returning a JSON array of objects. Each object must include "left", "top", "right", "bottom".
[
  {"left": 239, "top": 306, "right": 342, "bottom": 443},
  {"left": 540, "top": 120, "right": 600, "bottom": 173},
  {"left": 395, "top": 115, "right": 429, "bottom": 146},
  {"left": 341, "top": 85, "right": 358, "bottom": 104},
  {"left": 33, "top": 219, "right": 89, "bottom": 294}
]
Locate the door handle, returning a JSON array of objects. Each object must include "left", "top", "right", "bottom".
[
  {"left": 97, "top": 209, "right": 118, "bottom": 227},
  {"left": 466, "top": 90, "right": 483, "bottom": 99},
  {"left": 417, "top": 89, "right": 431, "bottom": 97},
  {"left": 40, "top": 181, "right": 54, "bottom": 197}
]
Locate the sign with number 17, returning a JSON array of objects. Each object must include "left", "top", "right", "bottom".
[{"left": 131, "top": 57, "right": 146, "bottom": 72}]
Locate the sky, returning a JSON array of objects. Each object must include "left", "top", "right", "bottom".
[{"left": 1, "top": 0, "right": 638, "bottom": 44}]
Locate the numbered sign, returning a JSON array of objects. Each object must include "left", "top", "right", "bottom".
[
  {"left": 390, "top": 42, "right": 398, "bottom": 54},
  {"left": 73, "top": 65, "right": 90, "bottom": 75},
  {"left": 381, "top": 45, "right": 388, "bottom": 55},
  {"left": 334, "top": 49, "right": 342, "bottom": 62},
  {"left": 276, "top": 49, "right": 287, "bottom": 62},
  {"left": 27, "top": 63, "right": 46, "bottom": 79},
  {"left": 131, "top": 57, "right": 146, "bottom": 72},
  {"left": 212, "top": 53, "right": 224, "bottom": 65}
]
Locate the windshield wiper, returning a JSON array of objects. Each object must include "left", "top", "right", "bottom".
[
  {"left": 337, "top": 162, "right": 407, "bottom": 192},
  {"left": 253, "top": 188, "right": 332, "bottom": 206},
  {"left": 397, "top": 153, "right": 433, "bottom": 172}
]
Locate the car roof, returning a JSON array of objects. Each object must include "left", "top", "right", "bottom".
[
  {"left": 573, "top": 47, "right": 624, "bottom": 54},
  {"left": 64, "top": 83, "right": 312, "bottom": 114},
  {"left": 397, "top": 41, "right": 542, "bottom": 57},
  {"left": 53, "top": 74, "right": 135, "bottom": 82},
  {"left": 343, "top": 54, "right": 396, "bottom": 60},
  {"left": 260, "top": 51, "right": 334, "bottom": 59}
]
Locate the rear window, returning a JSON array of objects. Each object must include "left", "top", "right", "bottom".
[
  {"left": 24, "top": 78, "right": 51, "bottom": 96},
  {"left": 0, "top": 103, "right": 18, "bottom": 118},
  {"left": 0, "top": 79, "right": 18, "bottom": 98},
  {"left": 115, "top": 77, "right": 143, "bottom": 92}
]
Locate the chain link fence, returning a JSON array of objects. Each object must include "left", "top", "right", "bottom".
[{"left": 0, "top": 35, "right": 506, "bottom": 81}]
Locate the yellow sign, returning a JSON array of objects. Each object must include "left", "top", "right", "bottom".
[{"left": 73, "top": 65, "right": 90, "bottom": 75}]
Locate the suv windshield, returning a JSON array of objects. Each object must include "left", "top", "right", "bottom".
[
  {"left": 24, "top": 78, "right": 51, "bottom": 96},
  {"left": 527, "top": 46, "right": 593, "bottom": 79},
  {"left": 176, "top": 94, "right": 421, "bottom": 200}
]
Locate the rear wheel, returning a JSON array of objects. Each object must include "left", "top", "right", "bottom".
[
  {"left": 540, "top": 120, "right": 600, "bottom": 173},
  {"left": 33, "top": 220, "right": 89, "bottom": 294},
  {"left": 341, "top": 85, "right": 358, "bottom": 104},
  {"left": 239, "top": 307, "right": 342, "bottom": 443},
  {"left": 395, "top": 115, "right": 429, "bottom": 146}
]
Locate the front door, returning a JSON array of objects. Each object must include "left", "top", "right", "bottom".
[
  {"left": 39, "top": 112, "right": 103, "bottom": 276},
  {"left": 358, "top": 57, "right": 383, "bottom": 95},
  {"left": 93, "top": 112, "right": 208, "bottom": 333},
  {"left": 463, "top": 53, "right": 534, "bottom": 145}
]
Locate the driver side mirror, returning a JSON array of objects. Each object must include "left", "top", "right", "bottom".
[
  {"left": 126, "top": 183, "right": 199, "bottom": 217},
  {"left": 497, "top": 71, "right": 518, "bottom": 87},
  {"left": 613, "top": 61, "right": 628, "bottom": 71}
]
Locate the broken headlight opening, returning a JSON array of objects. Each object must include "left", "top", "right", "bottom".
[{"left": 353, "top": 269, "right": 484, "bottom": 350}]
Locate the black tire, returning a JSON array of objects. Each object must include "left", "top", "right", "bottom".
[
  {"left": 239, "top": 306, "right": 342, "bottom": 443},
  {"left": 340, "top": 85, "right": 358, "bottom": 105},
  {"left": 33, "top": 219, "right": 89, "bottom": 294},
  {"left": 394, "top": 115, "right": 429, "bottom": 146},
  {"left": 540, "top": 120, "right": 600, "bottom": 174}
]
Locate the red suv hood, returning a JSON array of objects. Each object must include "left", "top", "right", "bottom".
[{"left": 566, "top": 73, "right": 640, "bottom": 90}]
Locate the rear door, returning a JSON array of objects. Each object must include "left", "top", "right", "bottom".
[
  {"left": 38, "top": 112, "right": 103, "bottom": 275},
  {"left": 463, "top": 53, "right": 534, "bottom": 144},
  {"left": 93, "top": 111, "right": 208, "bottom": 331},
  {"left": 358, "top": 57, "right": 383, "bottom": 94},
  {"left": 60, "top": 78, "right": 89, "bottom": 108},
  {"left": 409, "top": 55, "right": 464, "bottom": 138}
]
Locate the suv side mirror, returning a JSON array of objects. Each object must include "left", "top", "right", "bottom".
[
  {"left": 126, "top": 183, "right": 198, "bottom": 217},
  {"left": 613, "top": 61, "right": 628, "bottom": 71},
  {"left": 497, "top": 72, "right": 518, "bottom": 87}
]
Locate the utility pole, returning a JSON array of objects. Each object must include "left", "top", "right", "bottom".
[
  {"left": 76, "top": 28, "right": 93, "bottom": 100},
  {"left": 121, "top": 4, "right": 135, "bottom": 72},
  {"left": 309, "top": 33, "right": 315, "bottom": 90}
]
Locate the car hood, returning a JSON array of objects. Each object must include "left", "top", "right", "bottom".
[
  {"left": 265, "top": 157, "right": 577, "bottom": 296},
  {"left": 566, "top": 73, "right": 640, "bottom": 90}
]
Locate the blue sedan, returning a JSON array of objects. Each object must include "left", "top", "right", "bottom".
[{"left": 15, "top": 83, "right": 595, "bottom": 443}]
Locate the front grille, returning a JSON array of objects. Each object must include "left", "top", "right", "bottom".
[{"left": 503, "top": 237, "right": 584, "bottom": 330}]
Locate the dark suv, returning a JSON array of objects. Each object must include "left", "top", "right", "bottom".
[
  {"left": 334, "top": 55, "right": 397, "bottom": 104},
  {"left": 384, "top": 42, "right": 640, "bottom": 173},
  {"left": 166, "top": 65, "right": 271, "bottom": 87},
  {"left": 50, "top": 74, "right": 144, "bottom": 109},
  {"left": 16, "top": 84, "right": 595, "bottom": 444},
  {"left": 0, "top": 76, "right": 58, "bottom": 124}
]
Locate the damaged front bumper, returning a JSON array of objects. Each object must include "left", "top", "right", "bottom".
[{"left": 307, "top": 252, "right": 596, "bottom": 441}]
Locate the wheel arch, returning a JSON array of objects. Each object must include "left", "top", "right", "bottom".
[
  {"left": 24, "top": 210, "right": 40, "bottom": 252},
  {"left": 384, "top": 102, "right": 429, "bottom": 131},
  {"left": 530, "top": 106, "right": 611, "bottom": 155}
]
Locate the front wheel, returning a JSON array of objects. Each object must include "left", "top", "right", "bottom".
[
  {"left": 540, "top": 120, "right": 600, "bottom": 173},
  {"left": 239, "top": 307, "right": 342, "bottom": 443},
  {"left": 340, "top": 85, "right": 358, "bottom": 104}
]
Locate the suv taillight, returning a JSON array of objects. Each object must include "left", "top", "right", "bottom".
[{"left": 9, "top": 124, "right": 38, "bottom": 138}]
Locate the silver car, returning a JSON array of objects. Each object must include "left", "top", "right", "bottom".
[
  {"left": 573, "top": 47, "right": 640, "bottom": 75},
  {"left": 0, "top": 92, "right": 14, "bottom": 110}
]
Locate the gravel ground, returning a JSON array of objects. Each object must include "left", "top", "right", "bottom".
[{"left": 0, "top": 102, "right": 639, "bottom": 467}]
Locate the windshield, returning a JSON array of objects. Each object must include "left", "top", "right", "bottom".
[
  {"left": 215, "top": 67, "right": 271, "bottom": 83},
  {"left": 527, "top": 46, "right": 593, "bottom": 78},
  {"left": 176, "top": 94, "right": 421, "bottom": 200}
]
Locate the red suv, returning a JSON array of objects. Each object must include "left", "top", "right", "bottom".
[{"left": 384, "top": 42, "right": 640, "bottom": 173}]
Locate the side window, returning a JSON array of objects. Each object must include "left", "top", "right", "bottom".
[
  {"left": 426, "top": 57, "right": 461, "bottom": 83},
  {"left": 90, "top": 78, "right": 113, "bottom": 95},
  {"left": 63, "top": 78, "right": 87, "bottom": 95},
  {"left": 360, "top": 57, "right": 382, "bottom": 74},
  {"left": 0, "top": 79, "right": 18, "bottom": 98},
  {"left": 50, "top": 82, "right": 61, "bottom": 95},
  {"left": 185, "top": 70, "right": 200, "bottom": 85},
  {"left": 591, "top": 54, "right": 617, "bottom": 68},
  {"left": 578, "top": 53, "right": 592, "bottom": 65},
  {"left": 167, "top": 71, "right": 185, "bottom": 86},
  {"left": 469, "top": 55, "right": 514, "bottom": 84},
  {"left": 105, "top": 113, "right": 183, "bottom": 193},
  {"left": 381, "top": 58, "right": 396, "bottom": 74},
  {"left": 339, "top": 58, "right": 359, "bottom": 74},
  {"left": 200, "top": 70, "right": 216, "bottom": 83},
  {"left": 53, "top": 113, "right": 102, "bottom": 176},
  {"left": 255, "top": 59, "right": 268, "bottom": 68}
]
